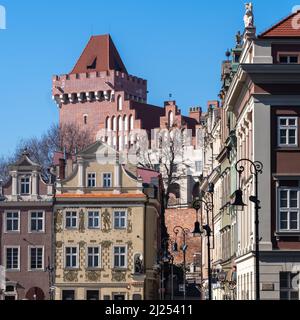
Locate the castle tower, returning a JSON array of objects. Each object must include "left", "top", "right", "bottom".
[{"left": 52, "top": 34, "right": 164, "bottom": 149}]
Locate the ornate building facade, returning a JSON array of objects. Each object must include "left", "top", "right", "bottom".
[
  {"left": 53, "top": 141, "right": 162, "bottom": 300},
  {"left": 0, "top": 151, "right": 54, "bottom": 300}
]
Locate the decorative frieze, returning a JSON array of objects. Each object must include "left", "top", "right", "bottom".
[
  {"left": 112, "top": 271, "right": 126, "bottom": 282},
  {"left": 86, "top": 271, "right": 101, "bottom": 282},
  {"left": 63, "top": 270, "right": 78, "bottom": 282}
]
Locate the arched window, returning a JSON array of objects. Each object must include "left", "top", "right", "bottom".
[
  {"left": 124, "top": 115, "right": 128, "bottom": 131},
  {"left": 112, "top": 116, "right": 117, "bottom": 131},
  {"left": 168, "top": 111, "right": 174, "bottom": 127},
  {"left": 106, "top": 117, "right": 111, "bottom": 131},
  {"left": 129, "top": 115, "right": 134, "bottom": 131},
  {"left": 118, "top": 116, "right": 123, "bottom": 131},
  {"left": 117, "top": 95, "right": 123, "bottom": 111}
]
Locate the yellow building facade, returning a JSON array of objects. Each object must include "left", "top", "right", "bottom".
[{"left": 53, "top": 142, "right": 160, "bottom": 300}]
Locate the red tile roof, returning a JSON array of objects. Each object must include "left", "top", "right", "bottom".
[
  {"left": 137, "top": 168, "right": 161, "bottom": 184},
  {"left": 70, "top": 34, "right": 128, "bottom": 74},
  {"left": 260, "top": 11, "right": 300, "bottom": 38},
  {"left": 56, "top": 193, "right": 146, "bottom": 199}
]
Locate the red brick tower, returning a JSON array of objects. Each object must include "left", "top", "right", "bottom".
[{"left": 52, "top": 34, "right": 164, "bottom": 149}]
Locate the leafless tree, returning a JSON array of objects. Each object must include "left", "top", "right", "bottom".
[
  {"left": 0, "top": 123, "right": 93, "bottom": 182},
  {"left": 136, "top": 123, "right": 192, "bottom": 205}
]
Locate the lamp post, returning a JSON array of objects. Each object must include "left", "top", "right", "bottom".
[
  {"left": 192, "top": 197, "right": 213, "bottom": 300},
  {"left": 173, "top": 226, "right": 190, "bottom": 301},
  {"left": 45, "top": 257, "right": 55, "bottom": 301},
  {"left": 158, "top": 237, "right": 172, "bottom": 300},
  {"left": 231, "top": 158, "right": 263, "bottom": 301}
]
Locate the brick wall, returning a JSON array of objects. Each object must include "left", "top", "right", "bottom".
[{"left": 165, "top": 208, "right": 202, "bottom": 266}]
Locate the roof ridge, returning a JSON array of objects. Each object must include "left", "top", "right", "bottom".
[{"left": 259, "top": 11, "right": 299, "bottom": 37}]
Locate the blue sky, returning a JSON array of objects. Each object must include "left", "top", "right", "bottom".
[{"left": 0, "top": 0, "right": 298, "bottom": 156}]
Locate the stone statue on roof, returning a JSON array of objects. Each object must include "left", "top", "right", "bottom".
[{"left": 244, "top": 3, "right": 254, "bottom": 28}]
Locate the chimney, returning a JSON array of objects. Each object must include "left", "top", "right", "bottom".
[
  {"left": 58, "top": 158, "right": 66, "bottom": 180},
  {"left": 189, "top": 107, "right": 202, "bottom": 124}
]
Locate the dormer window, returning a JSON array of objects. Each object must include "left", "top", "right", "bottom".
[
  {"left": 279, "top": 55, "right": 299, "bottom": 64},
  {"left": 20, "top": 176, "right": 30, "bottom": 195}
]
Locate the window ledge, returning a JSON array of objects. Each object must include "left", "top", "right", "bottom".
[
  {"left": 275, "top": 232, "right": 300, "bottom": 238},
  {"left": 86, "top": 268, "right": 104, "bottom": 272},
  {"left": 112, "top": 268, "right": 128, "bottom": 271},
  {"left": 275, "top": 147, "right": 300, "bottom": 151}
]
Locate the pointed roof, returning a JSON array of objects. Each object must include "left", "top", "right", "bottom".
[
  {"left": 9, "top": 149, "right": 41, "bottom": 170},
  {"left": 259, "top": 10, "right": 300, "bottom": 38},
  {"left": 70, "top": 34, "right": 128, "bottom": 74}
]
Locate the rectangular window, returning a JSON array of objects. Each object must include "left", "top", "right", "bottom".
[
  {"left": 5, "top": 212, "right": 19, "bottom": 232},
  {"left": 87, "top": 247, "right": 101, "bottom": 269},
  {"left": 20, "top": 176, "right": 30, "bottom": 195},
  {"left": 103, "top": 173, "right": 112, "bottom": 188},
  {"left": 87, "top": 173, "right": 96, "bottom": 188},
  {"left": 30, "top": 212, "right": 44, "bottom": 232},
  {"left": 86, "top": 290, "right": 99, "bottom": 301},
  {"left": 6, "top": 247, "right": 19, "bottom": 270},
  {"left": 278, "top": 117, "right": 298, "bottom": 147},
  {"left": 65, "top": 247, "right": 78, "bottom": 269},
  {"left": 114, "top": 211, "right": 127, "bottom": 229},
  {"left": 195, "top": 161, "right": 202, "bottom": 172},
  {"left": 279, "top": 55, "right": 299, "bottom": 64},
  {"left": 88, "top": 211, "right": 100, "bottom": 229},
  {"left": 62, "top": 290, "right": 75, "bottom": 301},
  {"left": 114, "top": 246, "right": 127, "bottom": 269},
  {"left": 280, "top": 272, "right": 299, "bottom": 300},
  {"left": 30, "top": 247, "right": 44, "bottom": 270},
  {"left": 279, "top": 189, "right": 300, "bottom": 232},
  {"left": 65, "top": 212, "right": 77, "bottom": 229}
]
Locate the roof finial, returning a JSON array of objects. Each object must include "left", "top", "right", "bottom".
[{"left": 22, "top": 148, "right": 30, "bottom": 157}]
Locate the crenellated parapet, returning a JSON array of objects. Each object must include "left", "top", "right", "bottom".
[{"left": 52, "top": 70, "right": 147, "bottom": 106}]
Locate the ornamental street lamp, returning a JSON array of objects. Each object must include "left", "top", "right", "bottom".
[
  {"left": 173, "top": 226, "right": 190, "bottom": 301},
  {"left": 192, "top": 196, "right": 214, "bottom": 301},
  {"left": 232, "top": 158, "right": 263, "bottom": 301},
  {"left": 45, "top": 257, "right": 55, "bottom": 301}
]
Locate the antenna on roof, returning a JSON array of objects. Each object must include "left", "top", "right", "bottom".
[{"left": 169, "top": 93, "right": 173, "bottom": 100}]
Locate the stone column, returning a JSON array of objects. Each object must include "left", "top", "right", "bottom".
[
  {"left": 32, "top": 171, "right": 38, "bottom": 196},
  {"left": 78, "top": 160, "right": 85, "bottom": 193},
  {"left": 114, "top": 164, "right": 121, "bottom": 194},
  {"left": 11, "top": 171, "right": 18, "bottom": 196}
]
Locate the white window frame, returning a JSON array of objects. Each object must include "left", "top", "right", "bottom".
[
  {"left": 102, "top": 172, "right": 112, "bottom": 188},
  {"left": 65, "top": 211, "right": 78, "bottom": 230},
  {"left": 4, "top": 211, "right": 20, "bottom": 233},
  {"left": 86, "top": 246, "right": 102, "bottom": 269},
  {"left": 28, "top": 211, "right": 45, "bottom": 233},
  {"left": 278, "top": 53, "right": 300, "bottom": 64},
  {"left": 87, "top": 172, "right": 97, "bottom": 188},
  {"left": 113, "top": 245, "right": 128, "bottom": 269},
  {"left": 278, "top": 117, "right": 298, "bottom": 147},
  {"left": 64, "top": 246, "right": 79, "bottom": 269},
  {"left": 19, "top": 175, "right": 31, "bottom": 195},
  {"left": 278, "top": 188, "right": 300, "bottom": 232},
  {"left": 4, "top": 246, "right": 20, "bottom": 271},
  {"left": 28, "top": 246, "right": 44, "bottom": 271},
  {"left": 87, "top": 211, "right": 101, "bottom": 229},
  {"left": 113, "top": 210, "right": 128, "bottom": 230},
  {"left": 280, "top": 272, "right": 300, "bottom": 300}
]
